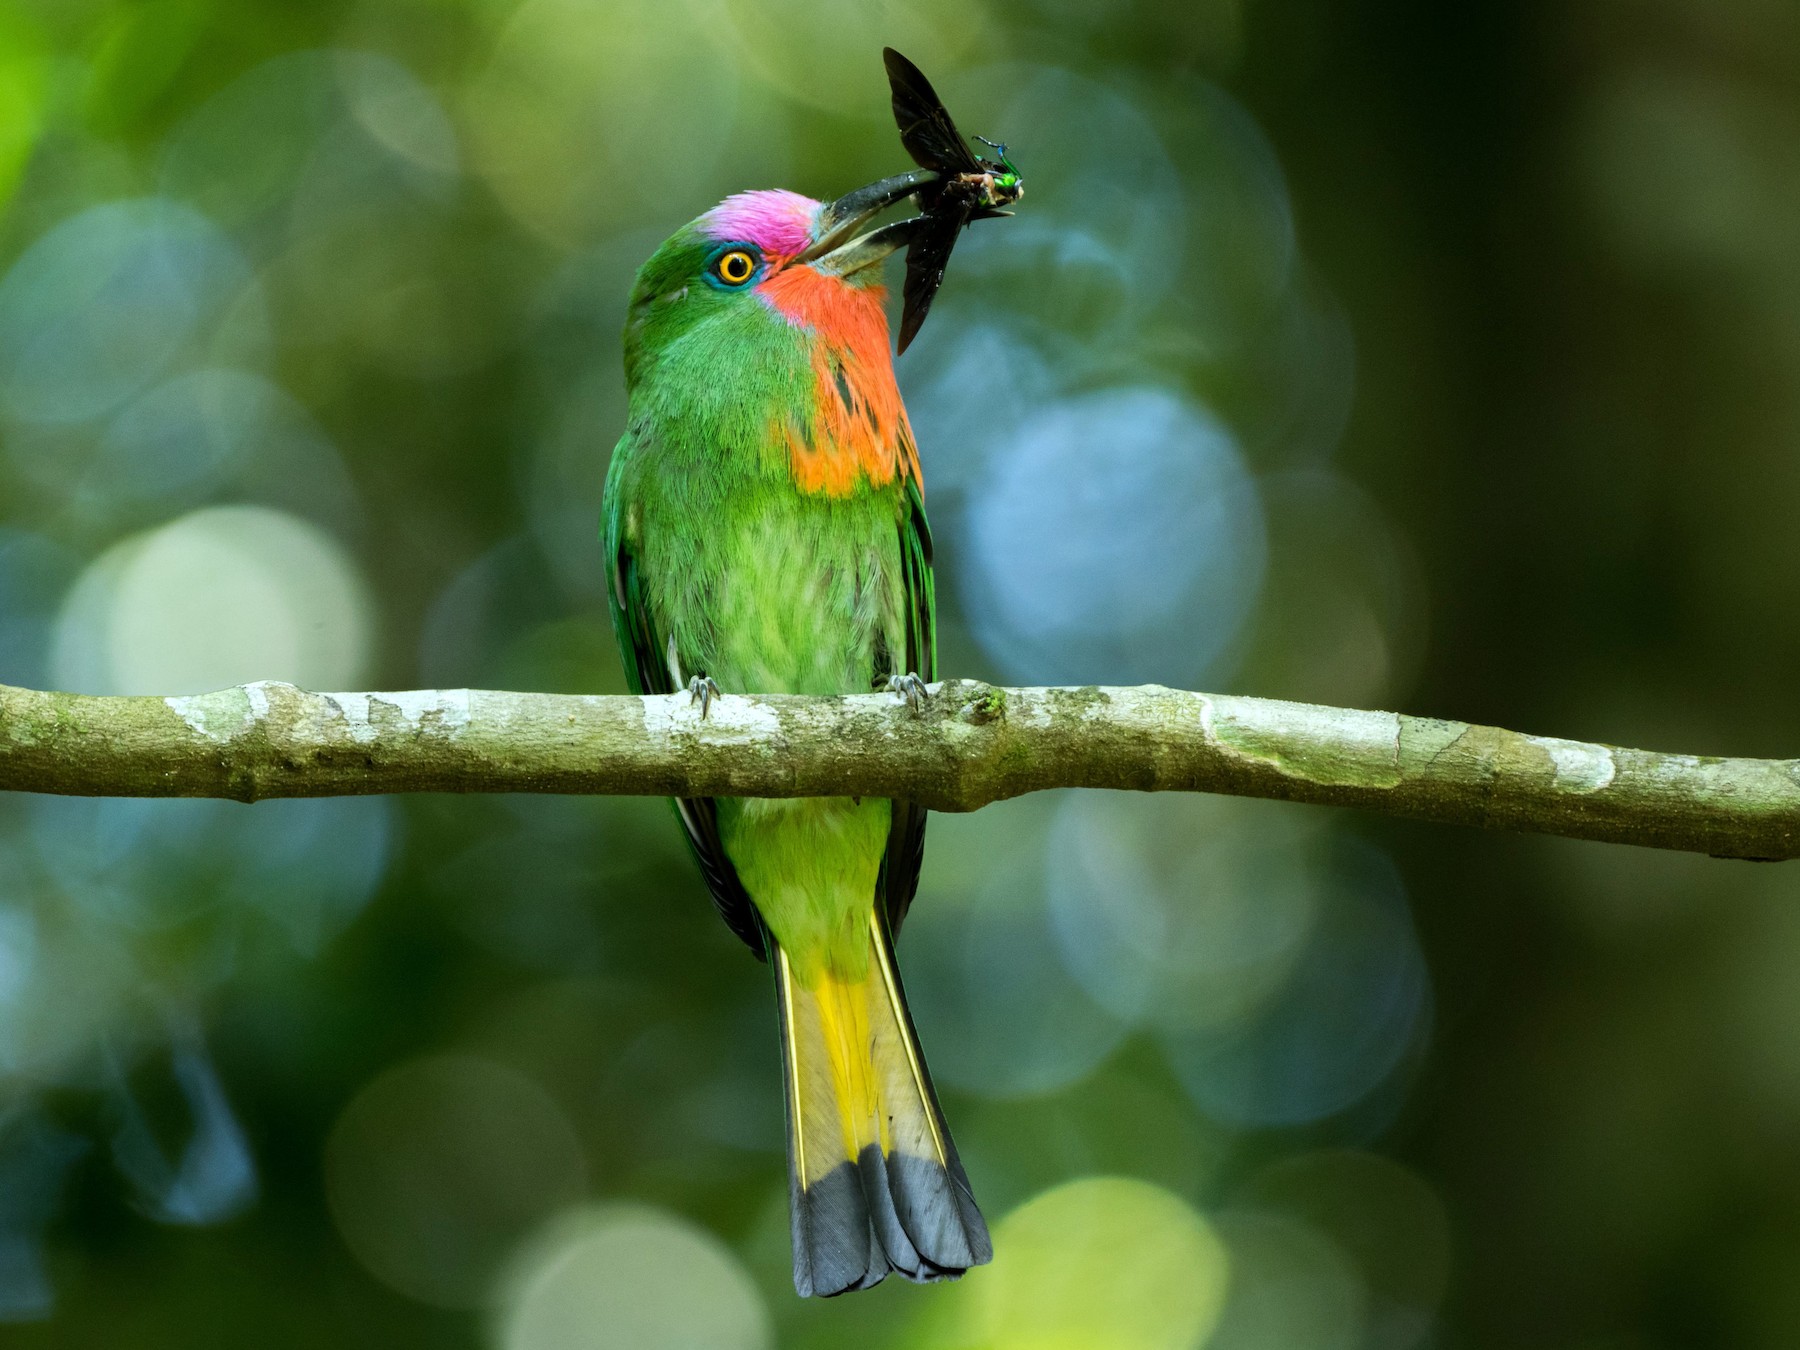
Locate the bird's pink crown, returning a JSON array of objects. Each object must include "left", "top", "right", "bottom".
[{"left": 702, "top": 189, "right": 819, "bottom": 259}]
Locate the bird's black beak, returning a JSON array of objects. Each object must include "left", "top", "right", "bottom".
[{"left": 797, "top": 171, "right": 936, "bottom": 277}]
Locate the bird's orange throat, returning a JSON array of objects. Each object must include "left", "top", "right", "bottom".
[{"left": 759, "top": 267, "right": 922, "bottom": 498}]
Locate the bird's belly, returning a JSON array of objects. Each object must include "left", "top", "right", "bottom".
[
  {"left": 708, "top": 505, "right": 898, "bottom": 964},
  {"left": 652, "top": 491, "right": 903, "bottom": 698},
  {"left": 720, "top": 794, "right": 892, "bottom": 980}
]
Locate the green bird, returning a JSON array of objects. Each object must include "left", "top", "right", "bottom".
[{"left": 601, "top": 178, "right": 991, "bottom": 1296}]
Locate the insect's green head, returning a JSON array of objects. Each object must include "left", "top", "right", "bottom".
[{"left": 975, "top": 135, "right": 1021, "bottom": 185}]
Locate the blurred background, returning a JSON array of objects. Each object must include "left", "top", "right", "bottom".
[{"left": 0, "top": 0, "right": 1795, "bottom": 1345}]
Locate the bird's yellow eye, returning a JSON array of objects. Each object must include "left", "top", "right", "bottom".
[{"left": 713, "top": 248, "right": 757, "bottom": 286}]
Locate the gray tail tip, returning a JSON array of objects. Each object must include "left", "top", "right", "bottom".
[{"left": 793, "top": 1146, "right": 992, "bottom": 1298}]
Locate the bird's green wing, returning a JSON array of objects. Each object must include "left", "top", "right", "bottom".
[
  {"left": 879, "top": 474, "right": 936, "bottom": 940},
  {"left": 607, "top": 496, "right": 766, "bottom": 958}
]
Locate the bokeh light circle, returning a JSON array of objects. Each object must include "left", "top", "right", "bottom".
[
  {"left": 1046, "top": 793, "right": 1330, "bottom": 1034},
  {"left": 0, "top": 198, "right": 251, "bottom": 427},
  {"left": 29, "top": 792, "right": 393, "bottom": 945},
  {"left": 325, "top": 1054, "right": 588, "bottom": 1309},
  {"left": 465, "top": 0, "right": 739, "bottom": 247},
  {"left": 1236, "top": 1149, "right": 1452, "bottom": 1349},
  {"left": 901, "top": 800, "right": 1129, "bottom": 1099},
  {"left": 161, "top": 50, "right": 457, "bottom": 231},
  {"left": 1241, "top": 470, "right": 1428, "bottom": 710},
  {"left": 904, "top": 320, "right": 1056, "bottom": 496},
  {"left": 50, "top": 504, "right": 373, "bottom": 695},
  {"left": 1208, "top": 1210, "right": 1367, "bottom": 1350},
  {"left": 498, "top": 1202, "right": 771, "bottom": 1350},
  {"left": 337, "top": 50, "right": 461, "bottom": 179},
  {"left": 0, "top": 530, "right": 77, "bottom": 690},
  {"left": 721, "top": 0, "right": 987, "bottom": 114},
  {"left": 1153, "top": 75, "right": 1299, "bottom": 354},
  {"left": 963, "top": 1176, "right": 1229, "bottom": 1350},
  {"left": 935, "top": 65, "right": 1188, "bottom": 351},
  {"left": 960, "top": 385, "right": 1266, "bottom": 687},
  {"left": 82, "top": 368, "right": 359, "bottom": 531},
  {"left": 1162, "top": 840, "right": 1429, "bottom": 1128}
]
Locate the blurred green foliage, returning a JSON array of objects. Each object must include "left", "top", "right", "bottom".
[{"left": 0, "top": 0, "right": 1799, "bottom": 1347}]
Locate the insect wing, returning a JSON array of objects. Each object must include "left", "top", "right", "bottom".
[
  {"left": 897, "top": 208, "right": 966, "bottom": 354},
  {"left": 883, "top": 47, "right": 982, "bottom": 175}
]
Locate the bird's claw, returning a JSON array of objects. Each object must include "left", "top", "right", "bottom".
[
  {"left": 883, "top": 672, "right": 930, "bottom": 715},
  {"left": 688, "top": 675, "right": 722, "bottom": 718}
]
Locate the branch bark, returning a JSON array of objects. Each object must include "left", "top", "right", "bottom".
[{"left": 0, "top": 678, "right": 1795, "bottom": 860}]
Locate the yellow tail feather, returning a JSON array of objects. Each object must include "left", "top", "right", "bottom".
[
  {"left": 779, "top": 911, "right": 948, "bottom": 1181},
  {"left": 774, "top": 910, "right": 989, "bottom": 1296}
]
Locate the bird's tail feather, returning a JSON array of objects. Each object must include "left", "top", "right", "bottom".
[{"left": 774, "top": 910, "right": 991, "bottom": 1297}]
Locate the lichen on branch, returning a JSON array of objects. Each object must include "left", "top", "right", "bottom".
[{"left": 0, "top": 679, "right": 1794, "bottom": 861}]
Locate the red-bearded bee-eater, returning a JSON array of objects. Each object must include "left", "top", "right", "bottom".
[{"left": 601, "top": 179, "right": 991, "bottom": 1296}]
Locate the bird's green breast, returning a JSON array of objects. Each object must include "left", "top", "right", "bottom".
[
  {"left": 608, "top": 302, "right": 914, "bottom": 697},
  {"left": 654, "top": 480, "right": 906, "bottom": 696}
]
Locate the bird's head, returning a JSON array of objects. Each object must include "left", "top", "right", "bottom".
[{"left": 623, "top": 175, "right": 926, "bottom": 387}]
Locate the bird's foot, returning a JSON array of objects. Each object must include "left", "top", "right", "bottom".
[
  {"left": 688, "top": 674, "right": 722, "bottom": 718},
  {"left": 883, "top": 672, "right": 930, "bottom": 715}
]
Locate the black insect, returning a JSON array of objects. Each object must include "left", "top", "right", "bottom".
[{"left": 883, "top": 47, "right": 1023, "bottom": 353}]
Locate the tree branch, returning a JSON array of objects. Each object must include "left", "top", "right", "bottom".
[{"left": 0, "top": 678, "right": 1794, "bottom": 860}]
